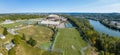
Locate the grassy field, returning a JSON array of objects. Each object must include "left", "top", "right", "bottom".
[
  {"left": 17, "top": 25, "right": 54, "bottom": 49},
  {"left": 10, "top": 35, "right": 59, "bottom": 55},
  {"left": 0, "top": 22, "right": 25, "bottom": 28},
  {"left": 0, "top": 26, "right": 4, "bottom": 33},
  {"left": 53, "top": 28, "right": 87, "bottom": 55},
  {"left": 0, "top": 24, "right": 61, "bottom": 55}
]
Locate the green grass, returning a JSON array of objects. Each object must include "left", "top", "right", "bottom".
[
  {"left": 0, "top": 26, "right": 4, "bottom": 33},
  {"left": 0, "top": 22, "right": 24, "bottom": 28},
  {"left": 17, "top": 25, "right": 54, "bottom": 49},
  {"left": 10, "top": 35, "right": 58, "bottom": 55},
  {"left": 53, "top": 28, "right": 87, "bottom": 55},
  {"left": 40, "top": 42, "right": 52, "bottom": 50}
]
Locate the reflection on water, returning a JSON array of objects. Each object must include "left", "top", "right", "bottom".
[{"left": 89, "top": 20, "right": 120, "bottom": 37}]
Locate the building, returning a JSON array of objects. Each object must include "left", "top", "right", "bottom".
[
  {"left": 0, "top": 34, "right": 5, "bottom": 39},
  {"left": 40, "top": 20, "right": 60, "bottom": 25},
  {"left": 39, "top": 14, "right": 61, "bottom": 25},
  {"left": 47, "top": 14, "right": 60, "bottom": 21},
  {"left": 6, "top": 42, "right": 15, "bottom": 51},
  {"left": 2, "top": 20, "right": 14, "bottom": 24},
  {"left": 39, "top": 14, "right": 68, "bottom": 28}
]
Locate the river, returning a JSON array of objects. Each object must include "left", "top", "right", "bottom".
[{"left": 89, "top": 19, "right": 120, "bottom": 37}]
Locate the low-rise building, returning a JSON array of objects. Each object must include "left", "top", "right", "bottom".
[
  {"left": 0, "top": 34, "right": 5, "bottom": 39},
  {"left": 6, "top": 42, "right": 15, "bottom": 51},
  {"left": 2, "top": 20, "right": 14, "bottom": 24}
]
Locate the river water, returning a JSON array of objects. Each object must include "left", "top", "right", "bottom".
[{"left": 89, "top": 19, "right": 120, "bottom": 37}]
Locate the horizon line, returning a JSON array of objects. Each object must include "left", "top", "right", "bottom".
[{"left": 0, "top": 12, "right": 120, "bottom": 14}]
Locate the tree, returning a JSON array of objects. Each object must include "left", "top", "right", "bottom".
[
  {"left": 3, "top": 27, "right": 8, "bottom": 36},
  {"left": 27, "top": 38, "right": 37, "bottom": 47},
  {"left": 22, "top": 33, "right": 26, "bottom": 40}
]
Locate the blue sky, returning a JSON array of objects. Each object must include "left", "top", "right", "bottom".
[{"left": 0, "top": 0, "right": 120, "bottom": 13}]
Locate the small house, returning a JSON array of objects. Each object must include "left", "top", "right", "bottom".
[
  {"left": 6, "top": 42, "right": 15, "bottom": 51},
  {"left": 0, "top": 34, "right": 5, "bottom": 39}
]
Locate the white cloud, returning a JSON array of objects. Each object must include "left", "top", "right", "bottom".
[
  {"left": 103, "top": 3, "right": 120, "bottom": 12},
  {"left": 83, "top": 3, "right": 120, "bottom": 13}
]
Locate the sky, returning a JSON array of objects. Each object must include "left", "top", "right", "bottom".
[{"left": 0, "top": 0, "right": 120, "bottom": 13}]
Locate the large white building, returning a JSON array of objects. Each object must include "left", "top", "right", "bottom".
[
  {"left": 39, "top": 14, "right": 61, "bottom": 25},
  {"left": 46, "top": 14, "right": 60, "bottom": 21}
]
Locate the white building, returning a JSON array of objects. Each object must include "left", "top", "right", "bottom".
[
  {"left": 47, "top": 14, "right": 60, "bottom": 21},
  {"left": 2, "top": 20, "right": 14, "bottom": 24},
  {"left": 40, "top": 20, "right": 60, "bottom": 25},
  {"left": 0, "top": 34, "right": 5, "bottom": 39},
  {"left": 6, "top": 42, "right": 15, "bottom": 51},
  {"left": 48, "top": 14, "right": 60, "bottom": 19},
  {"left": 39, "top": 14, "right": 68, "bottom": 27}
]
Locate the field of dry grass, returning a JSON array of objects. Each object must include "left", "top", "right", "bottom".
[
  {"left": 17, "top": 25, "right": 54, "bottom": 49},
  {"left": 10, "top": 35, "right": 59, "bottom": 55}
]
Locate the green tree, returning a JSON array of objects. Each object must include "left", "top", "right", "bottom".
[
  {"left": 27, "top": 38, "right": 37, "bottom": 47},
  {"left": 22, "top": 33, "right": 26, "bottom": 40},
  {"left": 3, "top": 27, "right": 8, "bottom": 36}
]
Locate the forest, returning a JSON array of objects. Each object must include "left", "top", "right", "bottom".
[{"left": 0, "top": 14, "right": 47, "bottom": 21}]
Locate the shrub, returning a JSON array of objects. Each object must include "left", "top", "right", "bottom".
[{"left": 27, "top": 38, "right": 37, "bottom": 47}]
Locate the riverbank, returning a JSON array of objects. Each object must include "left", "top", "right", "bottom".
[
  {"left": 100, "top": 20, "right": 120, "bottom": 31},
  {"left": 89, "top": 19, "right": 120, "bottom": 37},
  {"left": 87, "top": 18, "right": 120, "bottom": 31}
]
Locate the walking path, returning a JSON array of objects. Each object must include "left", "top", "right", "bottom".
[{"left": 50, "top": 32, "right": 59, "bottom": 51}]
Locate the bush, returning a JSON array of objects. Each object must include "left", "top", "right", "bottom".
[
  {"left": 27, "top": 38, "right": 37, "bottom": 47},
  {"left": 22, "top": 33, "right": 26, "bottom": 40}
]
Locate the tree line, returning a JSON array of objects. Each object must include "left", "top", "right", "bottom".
[
  {"left": 0, "top": 14, "right": 47, "bottom": 21},
  {"left": 63, "top": 15, "right": 120, "bottom": 55}
]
